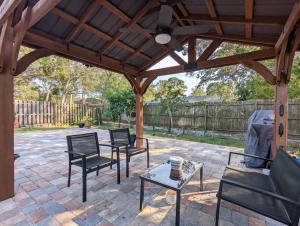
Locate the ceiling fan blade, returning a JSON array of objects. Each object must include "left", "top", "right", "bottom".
[
  {"left": 158, "top": 4, "right": 173, "bottom": 27},
  {"left": 119, "top": 27, "right": 156, "bottom": 34},
  {"left": 168, "top": 37, "right": 183, "bottom": 51},
  {"left": 173, "top": 25, "right": 209, "bottom": 35}
]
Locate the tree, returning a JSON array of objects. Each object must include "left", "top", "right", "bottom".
[
  {"left": 191, "top": 86, "right": 206, "bottom": 96},
  {"left": 106, "top": 89, "right": 135, "bottom": 128},
  {"left": 206, "top": 82, "right": 236, "bottom": 101},
  {"left": 154, "top": 77, "right": 187, "bottom": 133}
]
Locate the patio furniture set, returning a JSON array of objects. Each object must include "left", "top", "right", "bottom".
[{"left": 65, "top": 128, "right": 300, "bottom": 226}]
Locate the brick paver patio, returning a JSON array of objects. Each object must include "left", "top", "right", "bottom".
[{"left": 0, "top": 128, "right": 284, "bottom": 226}]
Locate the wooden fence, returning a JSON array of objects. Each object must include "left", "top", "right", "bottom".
[
  {"left": 144, "top": 100, "right": 300, "bottom": 138},
  {"left": 14, "top": 100, "right": 300, "bottom": 138},
  {"left": 14, "top": 100, "right": 104, "bottom": 127}
]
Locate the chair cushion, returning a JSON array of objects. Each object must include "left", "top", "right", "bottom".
[
  {"left": 73, "top": 156, "right": 112, "bottom": 169},
  {"left": 221, "top": 167, "right": 291, "bottom": 224}
]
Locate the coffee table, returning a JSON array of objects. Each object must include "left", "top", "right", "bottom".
[{"left": 139, "top": 160, "right": 203, "bottom": 226}]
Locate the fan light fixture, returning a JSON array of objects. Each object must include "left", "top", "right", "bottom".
[{"left": 155, "top": 33, "right": 171, "bottom": 44}]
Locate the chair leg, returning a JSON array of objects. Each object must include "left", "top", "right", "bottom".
[
  {"left": 96, "top": 166, "right": 99, "bottom": 176},
  {"left": 82, "top": 168, "right": 87, "bottom": 202},
  {"left": 215, "top": 195, "right": 221, "bottom": 226},
  {"left": 67, "top": 164, "right": 71, "bottom": 187},
  {"left": 110, "top": 151, "right": 113, "bottom": 169},
  {"left": 126, "top": 153, "right": 130, "bottom": 177},
  {"left": 147, "top": 149, "right": 150, "bottom": 168}
]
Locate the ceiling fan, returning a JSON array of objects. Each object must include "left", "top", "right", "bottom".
[{"left": 119, "top": 0, "right": 209, "bottom": 51}]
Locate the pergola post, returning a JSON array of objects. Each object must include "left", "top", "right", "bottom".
[
  {"left": 0, "top": 17, "right": 15, "bottom": 201},
  {"left": 273, "top": 29, "right": 300, "bottom": 157},
  {"left": 135, "top": 92, "right": 144, "bottom": 147}
]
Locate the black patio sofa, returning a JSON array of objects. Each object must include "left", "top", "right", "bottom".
[
  {"left": 215, "top": 148, "right": 300, "bottom": 226},
  {"left": 109, "top": 128, "right": 149, "bottom": 177},
  {"left": 66, "top": 132, "right": 120, "bottom": 202}
]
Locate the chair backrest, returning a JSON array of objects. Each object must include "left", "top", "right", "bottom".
[
  {"left": 109, "top": 128, "right": 131, "bottom": 147},
  {"left": 67, "top": 132, "right": 100, "bottom": 161},
  {"left": 270, "top": 148, "right": 300, "bottom": 224}
]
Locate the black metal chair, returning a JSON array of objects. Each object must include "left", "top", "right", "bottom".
[
  {"left": 66, "top": 132, "right": 120, "bottom": 202},
  {"left": 109, "top": 128, "right": 149, "bottom": 177},
  {"left": 215, "top": 148, "right": 300, "bottom": 226}
]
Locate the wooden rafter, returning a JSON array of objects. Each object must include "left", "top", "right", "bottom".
[
  {"left": 169, "top": 52, "right": 186, "bottom": 65},
  {"left": 242, "top": 60, "right": 275, "bottom": 85},
  {"left": 182, "top": 15, "right": 285, "bottom": 26},
  {"left": 245, "top": 0, "right": 254, "bottom": 39},
  {"left": 141, "top": 37, "right": 188, "bottom": 71},
  {"left": 204, "top": 0, "right": 223, "bottom": 35},
  {"left": 197, "top": 39, "right": 222, "bottom": 62},
  {"left": 275, "top": 0, "right": 300, "bottom": 52},
  {"left": 176, "top": 2, "right": 194, "bottom": 26},
  {"left": 197, "top": 32, "right": 276, "bottom": 47},
  {"left": 141, "top": 48, "right": 276, "bottom": 77},
  {"left": 51, "top": 8, "right": 152, "bottom": 61},
  {"left": 23, "top": 31, "right": 139, "bottom": 76},
  {"left": 98, "top": 0, "right": 156, "bottom": 55},
  {"left": 0, "top": 0, "right": 22, "bottom": 27},
  {"left": 14, "top": 0, "right": 61, "bottom": 33},
  {"left": 66, "top": 0, "right": 99, "bottom": 43}
]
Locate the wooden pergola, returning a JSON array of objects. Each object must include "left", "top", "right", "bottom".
[{"left": 0, "top": 0, "right": 299, "bottom": 201}]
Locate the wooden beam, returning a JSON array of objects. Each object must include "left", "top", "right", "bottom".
[
  {"left": 141, "top": 37, "right": 188, "bottom": 71},
  {"left": 169, "top": 51, "right": 186, "bottom": 65},
  {"left": 176, "top": 2, "right": 194, "bottom": 26},
  {"left": 141, "top": 75, "right": 157, "bottom": 95},
  {"left": 0, "top": 15, "right": 14, "bottom": 201},
  {"left": 245, "top": 0, "right": 254, "bottom": 39},
  {"left": 188, "top": 37, "right": 196, "bottom": 63},
  {"left": 0, "top": 13, "right": 12, "bottom": 71},
  {"left": 14, "top": 0, "right": 61, "bottom": 33},
  {"left": 287, "top": 28, "right": 300, "bottom": 81},
  {"left": 242, "top": 60, "right": 275, "bottom": 85},
  {"left": 0, "top": 0, "right": 22, "bottom": 27},
  {"left": 182, "top": 15, "right": 286, "bottom": 26},
  {"left": 14, "top": 48, "right": 53, "bottom": 75},
  {"left": 11, "top": 6, "right": 32, "bottom": 74},
  {"left": 141, "top": 48, "right": 276, "bottom": 77},
  {"left": 23, "top": 31, "right": 139, "bottom": 76},
  {"left": 99, "top": 1, "right": 156, "bottom": 54},
  {"left": 51, "top": 8, "right": 152, "bottom": 61},
  {"left": 197, "top": 39, "right": 222, "bottom": 62},
  {"left": 196, "top": 32, "right": 276, "bottom": 47},
  {"left": 275, "top": 0, "right": 300, "bottom": 52},
  {"left": 204, "top": 0, "right": 223, "bottom": 35},
  {"left": 66, "top": 0, "right": 99, "bottom": 43}
]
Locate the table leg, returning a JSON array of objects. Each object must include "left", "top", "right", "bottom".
[
  {"left": 200, "top": 167, "right": 203, "bottom": 191},
  {"left": 140, "top": 179, "right": 144, "bottom": 211},
  {"left": 175, "top": 190, "right": 181, "bottom": 226}
]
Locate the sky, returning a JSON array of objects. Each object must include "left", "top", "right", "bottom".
[{"left": 148, "top": 52, "right": 200, "bottom": 95}]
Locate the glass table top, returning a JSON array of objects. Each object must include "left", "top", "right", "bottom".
[{"left": 140, "top": 160, "right": 203, "bottom": 190}]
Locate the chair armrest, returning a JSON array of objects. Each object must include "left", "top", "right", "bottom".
[
  {"left": 98, "top": 143, "right": 120, "bottom": 152},
  {"left": 228, "top": 152, "right": 272, "bottom": 165},
  {"left": 65, "top": 150, "right": 86, "bottom": 157},
  {"left": 135, "top": 137, "right": 149, "bottom": 149},
  {"left": 220, "top": 178, "right": 300, "bottom": 207}
]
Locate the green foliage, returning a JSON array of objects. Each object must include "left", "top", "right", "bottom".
[
  {"left": 154, "top": 77, "right": 187, "bottom": 133},
  {"left": 106, "top": 89, "right": 135, "bottom": 126},
  {"left": 206, "top": 82, "right": 236, "bottom": 101},
  {"left": 81, "top": 116, "right": 94, "bottom": 125},
  {"left": 191, "top": 86, "right": 206, "bottom": 96}
]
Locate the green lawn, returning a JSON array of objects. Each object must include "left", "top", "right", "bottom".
[{"left": 14, "top": 125, "right": 75, "bottom": 133}]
